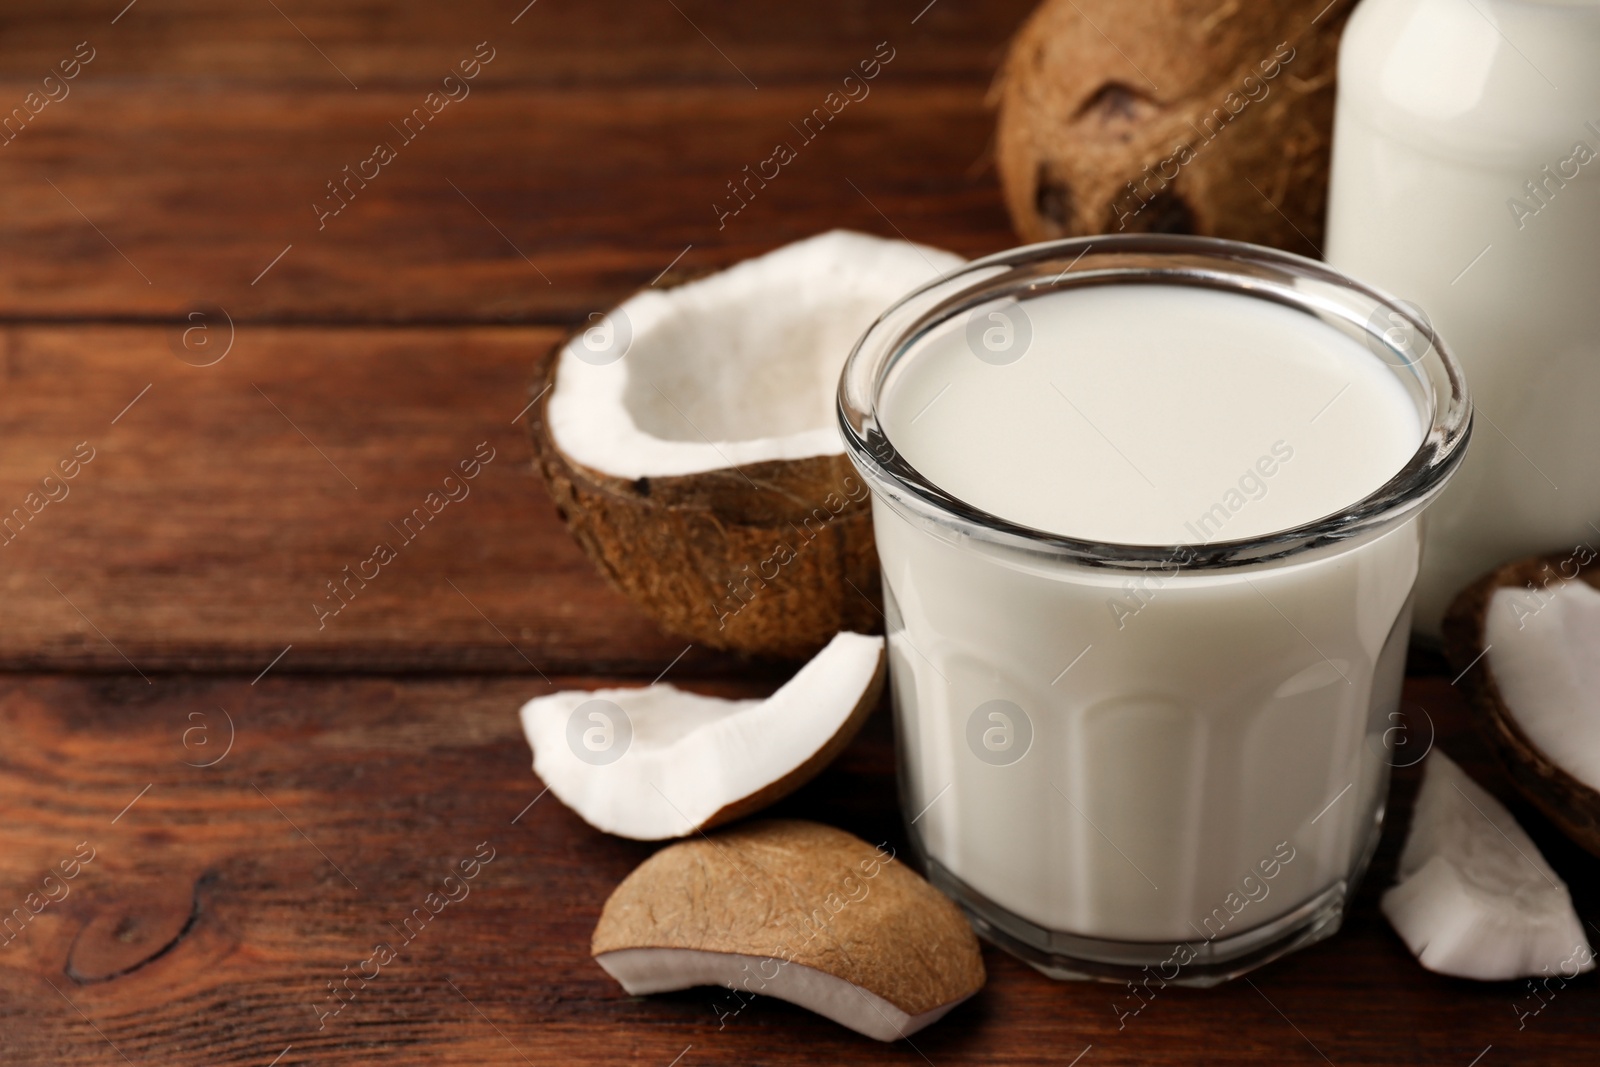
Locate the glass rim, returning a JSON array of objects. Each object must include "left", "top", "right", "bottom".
[{"left": 836, "top": 234, "right": 1474, "bottom": 572}]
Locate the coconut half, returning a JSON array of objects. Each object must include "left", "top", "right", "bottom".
[
  {"left": 521, "top": 631, "right": 885, "bottom": 840},
  {"left": 1444, "top": 552, "right": 1600, "bottom": 858},
  {"left": 1381, "top": 753, "right": 1593, "bottom": 981},
  {"left": 591, "top": 820, "right": 985, "bottom": 1041},
  {"left": 530, "top": 230, "right": 963, "bottom": 659}
]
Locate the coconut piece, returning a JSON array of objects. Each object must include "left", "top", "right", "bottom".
[
  {"left": 1380, "top": 753, "right": 1593, "bottom": 981},
  {"left": 993, "top": 0, "right": 1348, "bottom": 251},
  {"left": 1444, "top": 552, "right": 1600, "bottom": 858},
  {"left": 591, "top": 820, "right": 985, "bottom": 1041},
  {"left": 1486, "top": 580, "right": 1600, "bottom": 790},
  {"left": 521, "top": 631, "right": 885, "bottom": 840},
  {"left": 530, "top": 230, "right": 963, "bottom": 660}
]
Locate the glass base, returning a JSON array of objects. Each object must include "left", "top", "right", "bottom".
[{"left": 918, "top": 855, "right": 1350, "bottom": 988}]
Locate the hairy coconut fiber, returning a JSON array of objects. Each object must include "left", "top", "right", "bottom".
[
  {"left": 529, "top": 341, "right": 880, "bottom": 661},
  {"left": 994, "top": 0, "right": 1353, "bottom": 253}
]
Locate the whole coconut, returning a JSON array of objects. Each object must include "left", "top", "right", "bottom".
[{"left": 994, "top": 0, "right": 1352, "bottom": 254}]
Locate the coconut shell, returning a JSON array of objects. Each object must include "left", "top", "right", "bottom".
[
  {"left": 993, "top": 0, "right": 1352, "bottom": 252},
  {"left": 1442, "top": 552, "right": 1600, "bottom": 859},
  {"left": 529, "top": 339, "right": 881, "bottom": 662},
  {"left": 592, "top": 820, "right": 985, "bottom": 1018}
]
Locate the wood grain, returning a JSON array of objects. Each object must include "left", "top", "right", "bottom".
[
  {"left": 0, "top": 674, "right": 1594, "bottom": 1066},
  {"left": 0, "top": 0, "right": 1032, "bottom": 86},
  {"left": 0, "top": 24, "right": 1018, "bottom": 323},
  {"left": 0, "top": 323, "right": 754, "bottom": 677},
  {"left": 0, "top": 0, "right": 1027, "bottom": 675}
]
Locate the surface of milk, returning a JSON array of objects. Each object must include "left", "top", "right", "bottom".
[
  {"left": 1326, "top": 0, "right": 1600, "bottom": 635},
  {"left": 882, "top": 285, "right": 1420, "bottom": 545},
  {"left": 876, "top": 284, "right": 1424, "bottom": 944}
]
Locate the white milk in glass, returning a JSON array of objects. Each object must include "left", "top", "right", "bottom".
[
  {"left": 874, "top": 285, "right": 1422, "bottom": 947},
  {"left": 1327, "top": 0, "right": 1600, "bottom": 635}
]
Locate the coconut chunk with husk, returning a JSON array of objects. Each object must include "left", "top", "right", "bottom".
[
  {"left": 530, "top": 230, "right": 963, "bottom": 660},
  {"left": 1443, "top": 554, "right": 1600, "bottom": 858},
  {"left": 521, "top": 631, "right": 884, "bottom": 840},
  {"left": 592, "top": 820, "right": 985, "bottom": 1041},
  {"left": 1485, "top": 580, "right": 1600, "bottom": 795},
  {"left": 1381, "top": 752, "right": 1593, "bottom": 981}
]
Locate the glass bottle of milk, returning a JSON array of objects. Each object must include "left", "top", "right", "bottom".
[{"left": 1326, "top": 0, "right": 1600, "bottom": 636}]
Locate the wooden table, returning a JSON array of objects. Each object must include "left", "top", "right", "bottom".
[{"left": 0, "top": 3, "right": 1594, "bottom": 1063}]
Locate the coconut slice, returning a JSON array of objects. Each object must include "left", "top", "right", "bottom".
[
  {"left": 592, "top": 820, "right": 985, "bottom": 1041},
  {"left": 1380, "top": 752, "right": 1593, "bottom": 981},
  {"left": 530, "top": 230, "right": 963, "bottom": 659},
  {"left": 1444, "top": 552, "right": 1600, "bottom": 857},
  {"left": 521, "top": 631, "right": 884, "bottom": 840}
]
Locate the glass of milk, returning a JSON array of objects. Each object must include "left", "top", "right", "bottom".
[{"left": 838, "top": 236, "right": 1470, "bottom": 985}]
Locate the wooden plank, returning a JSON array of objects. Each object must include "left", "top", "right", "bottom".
[
  {"left": 0, "top": 323, "right": 755, "bottom": 677},
  {"left": 0, "top": 51, "right": 1018, "bottom": 324},
  {"left": 0, "top": 674, "right": 1594, "bottom": 1065},
  {"left": 0, "top": 0, "right": 1033, "bottom": 86},
  {"left": 0, "top": 1, "right": 1026, "bottom": 674}
]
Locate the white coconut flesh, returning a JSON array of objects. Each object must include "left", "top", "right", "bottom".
[
  {"left": 1381, "top": 752, "right": 1593, "bottom": 980},
  {"left": 1485, "top": 579, "right": 1600, "bottom": 791},
  {"left": 595, "top": 947, "right": 967, "bottom": 1042},
  {"left": 520, "top": 631, "right": 884, "bottom": 840},
  {"left": 546, "top": 230, "right": 964, "bottom": 479}
]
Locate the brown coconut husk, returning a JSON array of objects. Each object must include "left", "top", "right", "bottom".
[
  {"left": 993, "top": 0, "right": 1353, "bottom": 254},
  {"left": 1443, "top": 552, "right": 1600, "bottom": 859},
  {"left": 592, "top": 820, "right": 986, "bottom": 1018},
  {"left": 529, "top": 339, "right": 881, "bottom": 662}
]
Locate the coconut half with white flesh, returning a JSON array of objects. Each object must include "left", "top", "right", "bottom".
[
  {"left": 521, "top": 631, "right": 885, "bottom": 840},
  {"left": 1444, "top": 552, "right": 1600, "bottom": 857},
  {"left": 530, "top": 231, "right": 964, "bottom": 660},
  {"left": 1381, "top": 752, "right": 1593, "bottom": 981},
  {"left": 592, "top": 820, "right": 986, "bottom": 1041}
]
